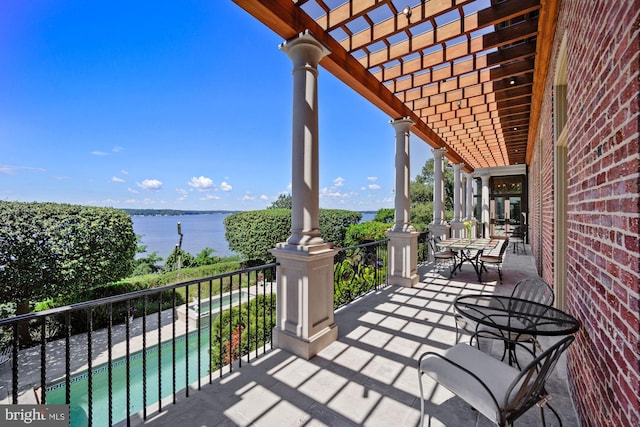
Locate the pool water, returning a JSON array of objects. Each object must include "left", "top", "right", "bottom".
[
  {"left": 46, "top": 328, "right": 211, "bottom": 427},
  {"left": 194, "top": 291, "right": 248, "bottom": 315}
]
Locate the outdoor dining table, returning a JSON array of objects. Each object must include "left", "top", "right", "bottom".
[
  {"left": 436, "top": 238, "right": 500, "bottom": 280},
  {"left": 454, "top": 294, "right": 581, "bottom": 366}
]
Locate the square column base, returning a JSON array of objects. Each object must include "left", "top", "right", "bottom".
[
  {"left": 269, "top": 245, "right": 339, "bottom": 360},
  {"left": 429, "top": 223, "right": 450, "bottom": 240},
  {"left": 386, "top": 230, "right": 419, "bottom": 288},
  {"left": 273, "top": 324, "right": 338, "bottom": 360},
  {"left": 449, "top": 221, "right": 465, "bottom": 238}
]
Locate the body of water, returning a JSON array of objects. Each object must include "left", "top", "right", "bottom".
[{"left": 132, "top": 212, "right": 377, "bottom": 260}]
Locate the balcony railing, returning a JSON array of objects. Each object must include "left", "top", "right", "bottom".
[
  {"left": 0, "top": 264, "right": 276, "bottom": 427},
  {"left": 0, "top": 238, "right": 396, "bottom": 427},
  {"left": 333, "top": 239, "right": 388, "bottom": 308}
]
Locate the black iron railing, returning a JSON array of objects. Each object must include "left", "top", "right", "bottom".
[
  {"left": 333, "top": 239, "right": 388, "bottom": 308},
  {"left": 417, "top": 230, "right": 430, "bottom": 264},
  {"left": 0, "top": 264, "right": 276, "bottom": 427}
]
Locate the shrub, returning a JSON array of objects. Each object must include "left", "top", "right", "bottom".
[
  {"left": 210, "top": 293, "right": 276, "bottom": 370},
  {"left": 224, "top": 209, "right": 362, "bottom": 261},
  {"left": 344, "top": 222, "right": 390, "bottom": 247}
]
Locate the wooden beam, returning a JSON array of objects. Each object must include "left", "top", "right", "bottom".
[
  {"left": 232, "top": 0, "right": 468, "bottom": 168},
  {"left": 526, "top": 0, "right": 560, "bottom": 164}
]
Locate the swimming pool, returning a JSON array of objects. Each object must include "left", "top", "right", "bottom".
[
  {"left": 177, "top": 290, "right": 250, "bottom": 324},
  {"left": 46, "top": 328, "right": 210, "bottom": 427}
]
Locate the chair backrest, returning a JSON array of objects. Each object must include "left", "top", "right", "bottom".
[
  {"left": 0, "top": 344, "right": 12, "bottom": 365},
  {"left": 497, "top": 238, "right": 509, "bottom": 259},
  {"left": 503, "top": 335, "right": 575, "bottom": 424},
  {"left": 512, "top": 278, "right": 554, "bottom": 306}
]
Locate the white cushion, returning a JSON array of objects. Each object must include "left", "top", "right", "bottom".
[{"left": 420, "top": 343, "right": 521, "bottom": 424}]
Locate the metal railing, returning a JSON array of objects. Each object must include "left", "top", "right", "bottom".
[
  {"left": 0, "top": 236, "right": 421, "bottom": 426},
  {"left": 417, "top": 230, "right": 430, "bottom": 264},
  {"left": 0, "top": 264, "right": 276, "bottom": 427},
  {"left": 333, "top": 239, "right": 388, "bottom": 308}
]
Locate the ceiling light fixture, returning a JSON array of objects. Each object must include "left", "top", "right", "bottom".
[
  {"left": 402, "top": 6, "right": 412, "bottom": 18},
  {"left": 509, "top": 79, "right": 516, "bottom": 85}
]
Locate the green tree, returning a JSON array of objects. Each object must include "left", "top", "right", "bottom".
[
  {"left": 373, "top": 208, "right": 394, "bottom": 223},
  {"left": 410, "top": 158, "right": 455, "bottom": 219},
  {"left": 194, "top": 247, "right": 220, "bottom": 266},
  {"left": 267, "top": 193, "right": 292, "bottom": 209},
  {"left": 132, "top": 251, "right": 163, "bottom": 276},
  {"left": 163, "top": 248, "right": 196, "bottom": 272},
  {"left": 0, "top": 202, "right": 136, "bottom": 339}
]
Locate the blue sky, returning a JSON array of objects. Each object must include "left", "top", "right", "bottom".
[{"left": 0, "top": 1, "right": 433, "bottom": 212}]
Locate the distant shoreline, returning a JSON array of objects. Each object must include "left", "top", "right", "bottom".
[
  {"left": 122, "top": 209, "right": 240, "bottom": 216},
  {"left": 122, "top": 208, "right": 378, "bottom": 217}
]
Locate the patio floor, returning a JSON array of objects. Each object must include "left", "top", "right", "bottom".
[{"left": 136, "top": 246, "right": 580, "bottom": 427}]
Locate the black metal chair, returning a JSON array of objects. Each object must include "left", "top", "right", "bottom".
[
  {"left": 418, "top": 335, "right": 575, "bottom": 427},
  {"left": 479, "top": 238, "right": 509, "bottom": 282},
  {"left": 428, "top": 237, "right": 457, "bottom": 277},
  {"left": 456, "top": 278, "right": 555, "bottom": 362},
  {"left": 510, "top": 226, "right": 527, "bottom": 254}
]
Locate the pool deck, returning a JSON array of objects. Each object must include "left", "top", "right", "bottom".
[{"left": 1, "top": 247, "right": 581, "bottom": 426}]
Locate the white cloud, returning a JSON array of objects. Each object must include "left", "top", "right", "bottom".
[
  {"left": 260, "top": 194, "right": 269, "bottom": 200},
  {"left": 111, "top": 176, "right": 125, "bottom": 183},
  {"left": 128, "top": 187, "right": 139, "bottom": 194},
  {"left": 367, "top": 176, "right": 378, "bottom": 182},
  {"left": 137, "top": 179, "right": 163, "bottom": 191},
  {"left": 368, "top": 184, "right": 381, "bottom": 190},
  {"left": 91, "top": 151, "right": 109, "bottom": 156},
  {"left": 187, "top": 176, "right": 214, "bottom": 191},
  {"left": 201, "top": 194, "right": 220, "bottom": 200},
  {"left": 121, "top": 170, "right": 129, "bottom": 175},
  {"left": 333, "top": 177, "right": 345, "bottom": 187},
  {"left": 242, "top": 193, "right": 256, "bottom": 201},
  {"left": 0, "top": 165, "right": 47, "bottom": 175},
  {"left": 112, "top": 146, "right": 124, "bottom": 153},
  {"left": 220, "top": 181, "right": 232, "bottom": 191},
  {"left": 320, "top": 187, "right": 356, "bottom": 199},
  {"left": 176, "top": 188, "right": 188, "bottom": 201}
]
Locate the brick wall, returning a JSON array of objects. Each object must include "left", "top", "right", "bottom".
[{"left": 529, "top": 1, "right": 640, "bottom": 425}]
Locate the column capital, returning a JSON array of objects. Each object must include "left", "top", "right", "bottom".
[
  {"left": 452, "top": 162, "right": 464, "bottom": 171},
  {"left": 432, "top": 148, "right": 447, "bottom": 158},
  {"left": 279, "top": 31, "right": 331, "bottom": 67},
  {"left": 390, "top": 117, "right": 415, "bottom": 133}
]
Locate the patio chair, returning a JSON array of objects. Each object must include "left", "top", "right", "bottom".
[
  {"left": 510, "top": 226, "right": 527, "bottom": 254},
  {"left": 479, "top": 238, "right": 509, "bottom": 282},
  {"left": 0, "top": 343, "right": 12, "bottom": 370},
  {"left": 456, "top": 278, "right": 555, "bottom": 360},
  {"left": 428, "top": 237, "right": 457, "bottom": 278},
  {"left": 418, "top": 335, "right": 575, "bottom": 427}
]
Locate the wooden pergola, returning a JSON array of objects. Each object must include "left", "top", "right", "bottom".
[{"left": 233, "top": 0, "right": 558, "bottom": 172}]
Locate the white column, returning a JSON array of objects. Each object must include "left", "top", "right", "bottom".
[
  {"left": 386, "top": 118, "right": 418, "bottom": 288},
  {"left": 453, "top": 163, "right": 463, "bottom": 222},
  {"left": 465, "top": 173, "right": 474, "bottom": 221},
  {"left": 466, "top": 172, "right": 477, "bottom": 238},
  {"left": 271, "top": 32, "right": 337, "bottom": 360},
  {"left": 481, "top": 174, "right": 490, "bottom": 238},
  {"left": 432, "top": 148, "right": 447, "bottom": 225},
  {"left": 450, "top": 163, "right": 464, "bottom": 238},
  {"left": 281, "top": 31, "right": 330, "bottom": 250},
  {"left": 391, "top": 118, "right": 415, "bottom": 232}
]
